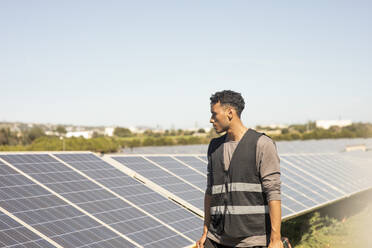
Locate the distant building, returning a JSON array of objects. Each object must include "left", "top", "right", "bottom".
[
  {"left": 45, "top": 131, "right": 58, "bottom": 136},
  {"left": 316, "top": 120, "right": 352, "bottom": 129},
  {"left": 104, "top": 127, "right": 115, "bottom": 136},
  {"left": 129, "top": 126, "right": 155, "bottom": 134},
  {"left": 267, "top": 124, "right": 289, "bottom": 129},
  {"left": 66, "top": 131, "right": 93, "bottom": 139}
]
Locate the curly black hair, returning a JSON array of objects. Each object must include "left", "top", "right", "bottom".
[{"left": 210, "top": 90, "right": 245, "bottom": 118}]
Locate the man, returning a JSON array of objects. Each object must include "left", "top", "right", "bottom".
[{"left": 196, "top": 90, "right": 283, "bottom": 248}]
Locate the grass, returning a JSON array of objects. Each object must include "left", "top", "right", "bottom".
[{"left": 282, "top": 189, "right": 372, "bottom": 248}]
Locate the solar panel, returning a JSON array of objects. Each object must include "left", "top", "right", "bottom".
[
  {"left": 0, "top": 154, "right": 192, "bottom": 248},
  {"left": 283, "top": 155, "right": 357, "bottom": 194},
  {"left": 145, "top": 156, "right": 206, "bottom": 191},
  {"left": 112, "top": 156, "right": 205, "bottom": 212},
  {"left": 0, "top": 211, "right": 56, "bottom": 248},
  {"left": 112, "top": 152, "right": 372, "bottom": 221},
  {"left": 280, "top": 166, "right": 338, "bottom": 201},
  {"left": 276, "top": 138, "right": 372, "bottom": 154},
  {"left": 198, "top": 156, "right": 208, "bottom": 163},
  {"left": 323, "top": 154, "right": 372, "bottom": 189},
  {"left": 53, "top": 153, "right": 203, "bottom": 242},
  {"left": 118, "top": 138, "right": 372, "bottom": 156},
  {"left": 173, "top": 156, "right": 208, "bottom": 175},
  {"left": 111, "top": 155, "right": 307, "bottom": 219},
  {"left": 280, "top": 194, "right": 305, "bottom": 213},
  {"left": 341, "top": 151, "right": 372, "bottom": 172},
  {"left": 1, "top": 145, "right": 371, "bottom": 246},
  {"left": 281, "top": 175, "right": 320, "bottom": 206},
  {"left": 0, "top": 157, "right": 137, "bottom": 248},
  {"left": 279, "top": 153, "right": 372, "bottom": 218}
]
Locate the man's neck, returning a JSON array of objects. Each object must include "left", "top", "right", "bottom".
[{"left": 226, "top": 122, "right": 248, "bottom": 142}]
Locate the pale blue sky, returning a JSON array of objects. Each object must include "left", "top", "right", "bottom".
[{"left": 1, "top": 1, "right": 371, "bottom": 129}]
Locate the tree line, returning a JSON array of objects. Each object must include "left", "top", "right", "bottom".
[{"left": 1, "top": 122, "right": 372, "bottom": 153}]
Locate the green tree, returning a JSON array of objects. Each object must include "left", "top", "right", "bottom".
[
  {"left": 128, "top": 138, "right": 141, "bottom": 149},
  {"left": 27, "top": 126, "right": 45, "bottom": 142},
  {"left": 0, "top": 128, "right": 18, "bottom": 145},
  {"left": 55, "top": 125, "right": 67, "bottom": 136},
  {"left": 92, "top": 131, "right": 103, "bottom": 138},
  {"left": 197, "top": 128, "right": 206, "bottom": 133},
  {"left": 114, "top": 127, "right": 132, "bottom": 137},
  {"left": 281, "top": 128, "right": 289, "bottom": 134},
  {"left": 143, "top": 137, "right": 155, "bottom": 146}
]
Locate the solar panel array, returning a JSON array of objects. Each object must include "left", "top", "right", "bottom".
[
  {"left": 54, "top": 154, "right": 203, "bottom": 242},
  {"left": 276, "top": 138, "right": 372, "bottom": 154},
  {"left": 111, "top": 152, "right": 372, "bottom": 219},
  {"left": 121, "top": 138, "right": 372, "bottom": 154},
  {"left": 0, "top": 211, "right": 55, "bottom": 248},
  {"left": 0, "top": 156, "right": 136, "bottom": 248},
  {"left": 111, "top": 156, "right": 205, "bottom": 212},
  {"left": 0, "top": 154, "right": 200, "bottom": 248},
  {"left": 1, "top": 142, "right": 372, "bottom": 247}
]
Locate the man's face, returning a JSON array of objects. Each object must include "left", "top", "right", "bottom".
[{"left": 210, "top": 102, "right": 231, "bottom": 133}]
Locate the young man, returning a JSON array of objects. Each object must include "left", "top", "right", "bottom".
[{"left": 196, "top": 90, "right": 283, "bottom": 248}]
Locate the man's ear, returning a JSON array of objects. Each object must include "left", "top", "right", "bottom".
[{"left": 227, "top": 107, "right": 233, "bottom": 121}]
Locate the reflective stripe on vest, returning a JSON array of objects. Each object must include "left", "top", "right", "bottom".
[
  {"left": 211, "top": 205, "right": 269, "bottom": 215},
  {"left": 211, "top": 182, "right": 262, "bottom": 195}
]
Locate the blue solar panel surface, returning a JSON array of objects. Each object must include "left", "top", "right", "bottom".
[
  {"left": 0, "top": 156, "right": 136, "bottom": 248},
  {"left": 0, "top": 154, "right": 192, "bottom": 248},
  {"left": 0, "top": 211, "right": 56, "bottom": 248},
  {"left": 146, "top": 156, "right": 206, "bottom": 191},
  {"left": 113, "top": 152, "right": 372, "bottom": 220},
  {"left": 1, "top": 144, "right": 371, "bottom": 248},
  {"left": 112, "top": 156, "right": 205, "bottom": 211},
  {"left": 54, "top": 153, "right": 203, "bottom": 242},
  {"left": 174, "top": 156, "right": 208, "bottom": 175}
]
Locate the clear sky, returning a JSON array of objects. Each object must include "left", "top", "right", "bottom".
[{"left": 1, "top": 1, "right": 371, "bottom": 129}]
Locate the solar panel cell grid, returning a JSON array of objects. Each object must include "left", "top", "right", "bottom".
[
  {"left": 282, "top": 155, "right": 348, "bottom": 194},
  {"left": 1, "top": 155, "right": 192, "bottom": 248},
  {"left": 112, "top": 156, "right": 205, "bottom": 211},
  {"left": 174, "top": 156, "right": 208, "bottom": 175},
  {"left": 1, "top": 147, "right": 371, "bottom": 248},
  {"left": 0, "top": 158, "right": 136, "bottom": 248},
  {"left": 0, "top": 212, "right": 56, "bottom": 248},
  {"left": 55, "top": 153, "right": 203, "bottom": 241},
  {"left": 145, "top": 156, "right": 206, "bottom": 190}
]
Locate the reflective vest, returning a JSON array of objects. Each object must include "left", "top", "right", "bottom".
[{"left": 208, "top": 128, "right": 271, "bottom": 238}]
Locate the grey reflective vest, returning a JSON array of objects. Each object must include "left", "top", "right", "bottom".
[{"left": 208, "top": 128, "right": 271, "bottom": 238}]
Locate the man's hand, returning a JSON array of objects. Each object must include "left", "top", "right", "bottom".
[
  {"left": 195, "top": 234, "right": 207, "bottom": 248},
  {"left": 268, "top": 238, "right": 284, "bottom": 248}
]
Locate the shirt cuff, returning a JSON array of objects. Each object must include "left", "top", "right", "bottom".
[{"left": 266, "top": 191, "right": 281, "bottom": 201}]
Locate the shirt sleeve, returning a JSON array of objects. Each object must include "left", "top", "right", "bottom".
[{"left": 257, "top": 135, "right": 281, "bottom": 202}]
